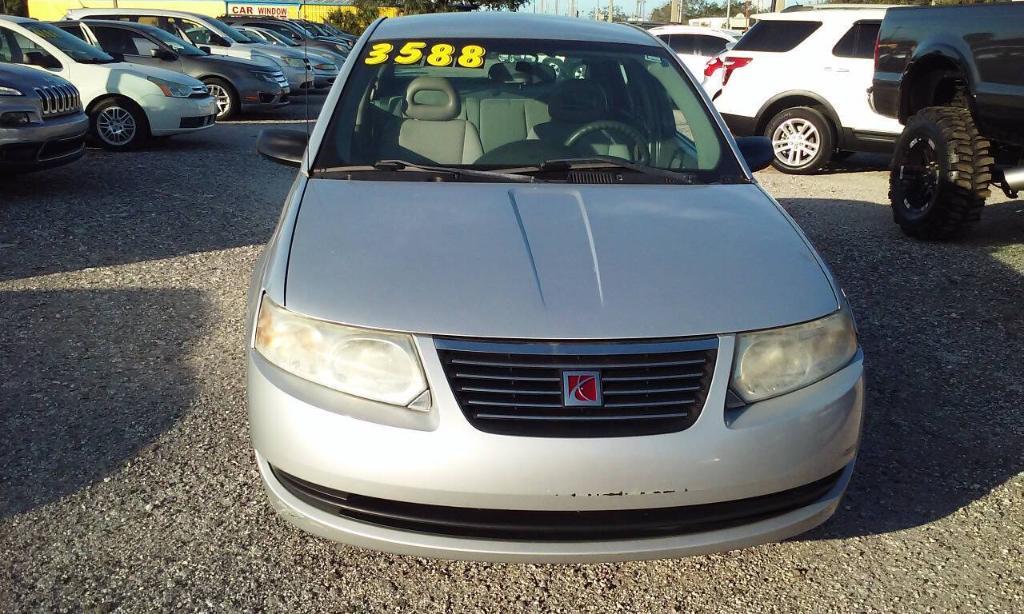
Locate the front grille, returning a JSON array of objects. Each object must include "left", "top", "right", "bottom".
[
  {"left": 271, "top": 464, "right": 844, "bottom": 541},
  {"left": 437, "top": 337, "right": 717, "bottom": 437},
  {"left": 34, "top": 84, "right": 81, "bottom": 118}
]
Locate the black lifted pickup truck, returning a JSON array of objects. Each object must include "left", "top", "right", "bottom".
[{"left": 871, "top": 2, "right": 1024, "bottom": 240}]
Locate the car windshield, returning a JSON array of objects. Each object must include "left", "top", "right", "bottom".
[
  {"left": 208, "top": 18, "right": 252, "bottom": 44},
  {"left": 24, "top": 22, "right": 114, "bottom": 63},
  {"left": 261, "top": 29, "right": 299, "bottom": 47},
  {"left": 314, "top": 38, "right": 740, "bottom": 182},
  {"left": 144, "top": 25, "right": 206, "bottom": 56},
  {"left": 238, "top": 29, "right": 264, "bottom": 44}
]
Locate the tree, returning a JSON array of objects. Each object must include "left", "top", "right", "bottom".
[
  {"left": 588, "top": 4, "right": 628, "bottom": 21},
  {"left": 650, "top": 0, "right": 726, "bottom": 23},
  {"left": 0, "top": 0, "right": 28, "bottom": 17},
  {"left": 328, "top": 0, "right": 530, "bottom": 35}
]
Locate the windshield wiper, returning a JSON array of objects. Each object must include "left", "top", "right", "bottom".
[
  {"left": 316, "top": 160, "right": 535, "bottom": 183},
  {"left": 533, "top": 157, "right": 702, "bottom": 184}
]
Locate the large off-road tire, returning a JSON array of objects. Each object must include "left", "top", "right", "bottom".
[
  {"left": 764, "top": 106, "right": 834, "bottom": 174},
  {"left": 889, "top": 106, "right": 993, "bottom": 240}
]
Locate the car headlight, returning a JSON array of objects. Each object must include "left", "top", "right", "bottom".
[
  {"left": 279, "top": 56, "right": 306, "bottom": 68},
  {"left": 251, "top": 70, "right": 281, "bottom": 83},
  {"left": 147, "top": 76, "right": 193, "bottom": 98},
  {"left": 731, "top": 309, "right": 858, "bottom": 403},
  {"left": 254, "top": 296, "right": 430, "bottom": 408},
  {"left": 0, "top": 86, "right": 23, "bottom": 96}
]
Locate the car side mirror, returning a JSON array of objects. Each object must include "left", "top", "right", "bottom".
[
  {"left": 199, "top": 45, "right": 212, "bottom": 54},
  {"left": 150, "top": 48, "right": 178, "bottom": 61},
  {"left": 24, "top": 50, "right": 60, "bottom": 70},
  {"left": 735, "top": 136, "right": 774, "bottom": 173},
  {"left": 257, "top": 128, "right": 307, "bottom": 167}
]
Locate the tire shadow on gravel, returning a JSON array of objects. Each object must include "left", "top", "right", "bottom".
[
  {"left": 780, "top": 197, "right": 1024, "bottom": 540},
  {"left": 0, "top": 288, "right": 207, "bottom": 517}
]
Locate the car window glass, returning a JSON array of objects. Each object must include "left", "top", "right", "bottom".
[
  {"left": 59, "top": 24, "right": 89, "bottom": 42},
  {"left": 693, "top": 35, "right": 729, "bottom": 56},
  {"left": 181, "top": 20, "right": 227, "bottom": 46},
  {"left": 667, "top": 34, "right": 696, "bottom": 55},
  {"left": 92, "top": 26, "right": 139, "bottom": 55},
  {"left": 0, "top": 29, "right": 15, "bottom": 63},
  {"left": 832, "top": 21, "right": 880, "bottom": 59},
  {"left": 734, "top": 20, "right": 821, "bottom": 53},
  {"left": 4, "top": 30, "right": 60, "bottom": 68},
  {"left": 137, "top": 16, "right": 160, "bottom": 27},
  {"left": 133, "top": 36, "right": 160, "bottom": 56}
]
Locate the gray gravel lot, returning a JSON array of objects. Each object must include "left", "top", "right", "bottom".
[{"left": 1, "top": 95, "right": 1022, "bottom": 612}]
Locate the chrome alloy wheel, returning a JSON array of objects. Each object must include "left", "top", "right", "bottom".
[
  {"left": 207, "top": 83, "right": 232, "bottom": 119},
  {"left": 96, "top": 105, "right": 137, "bottom": 147},
  {"left": 771, "top": 117, "right": 821, "bottom": 168}
]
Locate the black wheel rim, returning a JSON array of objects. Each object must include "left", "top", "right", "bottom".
[{"left": 899, "top": 136, "right": 940, "bottom": 213}]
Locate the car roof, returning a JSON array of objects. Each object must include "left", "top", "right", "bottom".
[
  {"left": 371, "top": 13, "right": 660, "bottom": 46},
  {"left": 66, "top": 8, "right": 214, "bottom": 20},
  {"left": 752, "top": 8, "right": 889, "bottom": 21},
  {"left": 0, "top": 15, "right": 34, "bottom": 24},
  {"left": 66, "top": 19, "right": 163, "bottom": 33},
  {"left": 648, "top": 25, "right": 738, "bottom": 38}
]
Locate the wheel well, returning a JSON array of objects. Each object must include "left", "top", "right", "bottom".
[
  {"left": 902, "top": 56, "right": 967, "bottom": 119},
  {"left": 86, "top": 94, "right": 151, "bottom": 135},
  {"left": 755, "top": 96, "right": 837, "bottom": 141}
]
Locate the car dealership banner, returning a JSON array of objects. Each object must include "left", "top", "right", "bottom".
[{"left": 227, "top": 2, "right": 301, "bottom": 19}]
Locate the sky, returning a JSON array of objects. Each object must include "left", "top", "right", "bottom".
[{"left": 518, "top": 0, "right": 783, "bottom": 21}]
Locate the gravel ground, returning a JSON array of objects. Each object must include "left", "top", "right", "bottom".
[{"left": 1, "top": 95, "right": 1022, "bottom": 612}]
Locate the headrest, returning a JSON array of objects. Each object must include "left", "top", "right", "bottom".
[
  {"left": 404, "top": 76, "right": 460, "bottom": 121},
  {"left": 546, "top": 80, "right": 609, "bottom": 122}
]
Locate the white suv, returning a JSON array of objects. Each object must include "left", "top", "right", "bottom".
[{"left": 710, "top": 8, "right": 903, "bottom": 174}]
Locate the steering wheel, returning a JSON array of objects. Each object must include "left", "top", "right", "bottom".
[{"left": 564, "top": 121, "right": 650, "bottom": 165}]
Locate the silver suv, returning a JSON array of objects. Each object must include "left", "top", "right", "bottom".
[{"left": 0, "top": 63, "right": 87, "bottom": 174}]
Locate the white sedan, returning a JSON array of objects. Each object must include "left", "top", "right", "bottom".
[{"left": 649, "top": 25, "right": 738, "bottom": 78}]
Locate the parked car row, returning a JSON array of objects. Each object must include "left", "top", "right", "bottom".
[{"left": 0, "top": 11, "right": 351, "bottom": 173}]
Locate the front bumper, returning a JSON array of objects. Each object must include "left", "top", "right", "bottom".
[
  {"left": 0, "top": 112, "right": 88, "bottom": 172},
  {"left": 249, "top": 336, "right": 863, "bottom": 562},
  {"left": 144, "top": 95, "right": 219, "bottom": 136}
]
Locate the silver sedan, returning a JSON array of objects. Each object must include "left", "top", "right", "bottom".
[{"left": 247, "top": 12, "right": 864, "bottom": 563}]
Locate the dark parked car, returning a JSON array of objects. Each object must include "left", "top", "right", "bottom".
[
  {"left": 220, "top": 16, "right": 349, "bottom": 63},
  {"left": 871, "top": 3, "right": 1024, "bottom": 240},
  {"left": 54, "top": 19, "right": 290, "bottom": 120},
  {"left": 0, "top": 63, "right": 87, "bottom": 174}
]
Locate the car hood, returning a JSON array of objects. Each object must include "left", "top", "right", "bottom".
[
  {"left": 284, "top": 180, "right": 839, "bottom": 339},
  {"left": 241, "top": 42, "right": 305, "bottom": 59},
  {"left": 106, "top": 62, "right": 203, "bottom": 86},
  {"left": 195, "top": 53, "right": 271, "bottom": 71}
]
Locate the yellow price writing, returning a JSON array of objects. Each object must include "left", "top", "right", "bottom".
[
  {"left": 363, "top": 41, "right": 488, "bottom": 68},
  {"left": 364, "top": 42, "right": 393, "bottom": 65}
]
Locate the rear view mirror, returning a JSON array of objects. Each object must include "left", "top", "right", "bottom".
[
  {"left": 257, "top": 128, "right": 307, "bottom": 167},
  {"left": 735, "top": 136, "right": 774, "bottom": 173}
]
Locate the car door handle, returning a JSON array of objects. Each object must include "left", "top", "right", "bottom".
[{"left": 825, "top": 66, "right": 851, "bottom": 73}]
